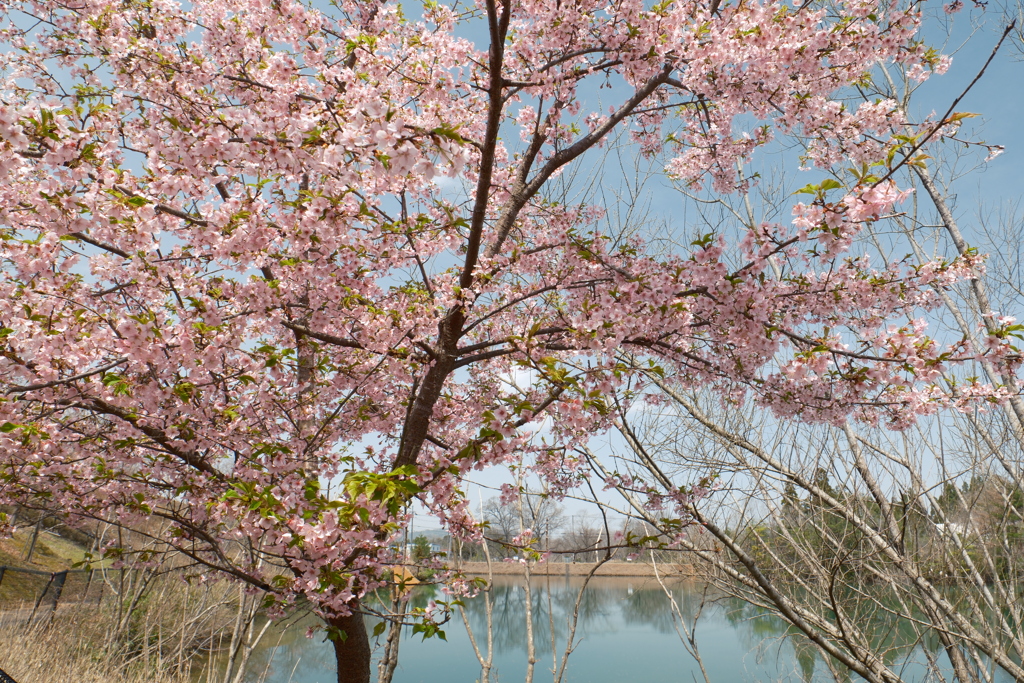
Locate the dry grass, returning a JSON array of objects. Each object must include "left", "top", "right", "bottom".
[
  {"left": 0, "top": 568, "right": 245, "bottom": 683},
  {"left": 0, "top": 608, "right": 192, "bottom": 683},
  {"left": 0, "top": 514, "right": 266, "bottom": 683}
]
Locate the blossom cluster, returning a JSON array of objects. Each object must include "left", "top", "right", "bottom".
[{"left": 0, "top": 0, "right": 1006, "bottom": 625}]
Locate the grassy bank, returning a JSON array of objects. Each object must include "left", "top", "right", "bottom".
[{"left": 0, "top": 527, "right": 98, "bottom": 605}]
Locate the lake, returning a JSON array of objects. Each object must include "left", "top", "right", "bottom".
[{"left": 224, "top": 575, "right": 1006, "bottom": 683}]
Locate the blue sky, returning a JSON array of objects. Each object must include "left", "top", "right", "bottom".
[{"left": 411, "top": 4, "right": 1024, "bottom": 535}]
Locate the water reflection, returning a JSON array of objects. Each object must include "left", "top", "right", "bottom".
[{"left": 223, "top": 576, "right": 1004, "bottom": 683}]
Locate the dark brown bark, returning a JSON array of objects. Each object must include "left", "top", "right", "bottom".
[
  {"left": 328, "top": 603, "right": 372, "bottom": 683},
  {"left": 394, "top": 311, "right": 462, "bottom": 470}
]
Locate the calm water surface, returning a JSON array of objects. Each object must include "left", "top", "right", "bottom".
[{"left": 227, "top": 576, "right": 1003, "bottom": 683}]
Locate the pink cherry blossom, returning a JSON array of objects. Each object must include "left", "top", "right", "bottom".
[{"left": 0, "top": 0, "right": 1008, "bottom": 681}]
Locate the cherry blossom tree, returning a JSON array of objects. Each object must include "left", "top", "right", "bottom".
[{"left": 0, "top": 0, "right": 1014, "bottom": 680}]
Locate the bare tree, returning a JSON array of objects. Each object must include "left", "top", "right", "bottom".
[
  {"left": 482, "top": 495, "right": 566, "bottom": 559},
  {"left": 575, "top": 25, "right": 1024, "bottom": 682}
]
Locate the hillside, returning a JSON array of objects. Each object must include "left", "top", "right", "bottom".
[{"left": 0, "top": 527, "right": 94, "bottom": 605}]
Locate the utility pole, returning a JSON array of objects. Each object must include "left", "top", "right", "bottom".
[
  {"left": 402, "top": 513, "right": 410, "bottom": 563},
  {"left": 570, "top": 514, "right": 576, "bottom": 563}
]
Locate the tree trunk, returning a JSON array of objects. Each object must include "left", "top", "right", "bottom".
[{"left": 328, "top": 604, "right": 372, "bottom": 683}]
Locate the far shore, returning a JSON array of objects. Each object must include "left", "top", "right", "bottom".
[{"left": 453, "top": 561, "right": 698, "bottom": 578}]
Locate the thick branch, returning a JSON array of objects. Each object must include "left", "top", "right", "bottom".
[
  {"left": 280, "top": 321, "right": 364, "bottom": 350},
  {"left": 86, "top": 398, "right": 225, "bottom": 481},
  {"left": 458, "top": 0, "right": 510, "bottom": 291},
  {"left": 68, "top": 232, "right": 130, "bottom": 258},
  {"left": 484, "top": 64, "right": 673, "bottom": 259},
  {"left": 5, "top": 358, "right": 127, "bottom": 395}
]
